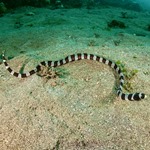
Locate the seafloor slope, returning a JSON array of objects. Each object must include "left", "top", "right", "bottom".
[{"left": 0, "top": 6, "right": 150, "bottom": 149}]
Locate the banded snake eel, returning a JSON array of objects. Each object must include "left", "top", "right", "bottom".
[{"left": 2, "top": 52, "right": 146, "bottom": 101}]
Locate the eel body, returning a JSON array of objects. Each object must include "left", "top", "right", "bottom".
[{"left": 2, "top": 52, "right": 146, "bottom": 101}]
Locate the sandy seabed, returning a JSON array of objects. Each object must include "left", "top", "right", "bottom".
[{"left": 0, "top": 6, "right": 150, "bottom": 150}]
